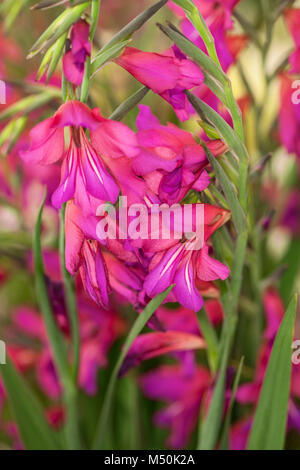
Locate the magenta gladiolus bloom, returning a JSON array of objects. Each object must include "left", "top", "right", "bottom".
[
  {"left": 115, "top": 47, "right": 204, "bottom": 121},
  {"left": 133, "top": 105, "right": 227, "bottom": 204},
  {"left": 279, "top": 73, "right": 300, "bottom": 159},
  {"left": 143, "top": 204, "right": 231, "bottom": 311},
  {"left": 65, "top": 201, "right": 110, "bottom": 309},
  {"left": 285, "top": 9, "right": 300, "bottom": 74},
  {"left": 120, "top": 331, "right": 205, "bottom": 376},
  {"left": 63, "top": 20, "right": 91, "bottom": 86},
  {"left": 20, "top": 100, "right": 139, "bottom": 214}
]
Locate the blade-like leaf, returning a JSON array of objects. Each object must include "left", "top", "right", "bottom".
[
  {"left": 219, "top": 356, "right": 244, "bottom": 450},
  {"left": 46, "top": 33, "right": 68, "bottom": 82},
  {"left": 280, "top": 239, "right": 300, "bottom": 304},
  {"left": 198, "top": 338, "right": 229, "bottom": 450},
  {"left": 0, "top": 358, "right": 62, "bottom": 450},
  {"left": 92, "top": 285, "right": 174, "bottom": 450},
  {"left": 157, "top": 23, "right": 226, "bottom": 103},
  {"left": 0, "top": 91, "right": 61, "bottom": 122},
  {"left": 91, "top": 40, "right": 131, "bottom": 76},
  {"left": 34, "top": 196, "right": 81, "bottom": 449},
  {"left": 109, "top": 86, "right": 149, "bottom": 121},
  {"left": 186, "top": 91, "right": 248, "bottom": 163},
  {"left": 203, "top": 144, "right": 247, "bottom": 234},
  {"left": 90, "top": 0, "right": 101, "bottom": 40},
  {"left": 197, "top": 308, "right": 219, "bottom": 374},
  {"left": 248, "top": 295, "right": 297, "bottom": 450},
  {"left": 28, "top": 2, "right": 91, "bottom": 58}
]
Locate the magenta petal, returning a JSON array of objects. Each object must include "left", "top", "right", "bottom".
[
  {"left": 80, "top": 241, "right": 110, "bottom": 309},
  {"left": 79, "top": 343, "right": 100, "bottom": 395},
  {"left": 63, "top": 51, "right": 84, "bottom": 86},
  {"left": 173, "top": 257, "right": 204, "bottom": 311},
  {"left": 65, "top": 202, "right": 85, "bottom": 275},
  {"left": 136, "top": 104, "right": 161, "bottom": 130},
  {"left": 20, "top": 119, "right": 64, "bottom": 165},
  {"left": 52, "top": 100, "right": 101, "bottom": 130},
  {"left": 95, "top": 247, "right": 110, "bottom": 309},
  {"left": 132, "top": 148, "right": 179, "bottom": 175},
  {"left": 144, "top": 243, "right": 185, "bottom": 298},
  {"left": 51, "top": 146, "right": 77, "bottom": 209},
  {"left": 13, "top": 307, "right": 44, "bottom": 339},
  {"left": 192, "top": 170, "right": 210, "bottom": 192},
  {"left": 71, "top": 20, "right": 91, "bottom": 56},
  {"left": 36, "top": 351, "right": 61, "bottom": 399},
  {"left": 120, "top": 331, "right": 205, "bottom": 375},
  {"left": 178, "top": 58, "right": 204, "bottom": 89},
  {"left": 80, "top": 142, "right": 119, "bottom": 203},
  {"left": 116, "top": 47, "right": 179, "bottom": 94},
  {"left": 91, "top": 120, "right": 139, "bottom": 159},
  {"left": 196, "top": 245, "right": 230, "bottom": 281}
]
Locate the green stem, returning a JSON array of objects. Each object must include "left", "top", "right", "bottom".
[
  {"left": 197, "top": 308, "right": 219, "bottom": 375},
  {"left": 59, "top": 204, "right": 80, "bottom": 381},
  {"left": 92, "top": 286, "right": 174, "bottom": 450},
  {"left": 34, "top": 197, "right": 81, "bottom": 449}
]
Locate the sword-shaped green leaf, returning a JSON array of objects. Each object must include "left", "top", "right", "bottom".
[{"left": 248, "top": 295, "right": 297, "bottom": 450}]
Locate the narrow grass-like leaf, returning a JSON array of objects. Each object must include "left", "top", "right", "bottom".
[
  {"left": 34, "top": 196, "right": 81, "bottom": 449},
  {"left": 0, "top": 91, "right": 61, "bottom": 122},
  {"left": 203, "top": 145, "right": 247, "bottom": 234},
  {"left": 247, "top": 295, "right": 297, "bottom": 450},
  {"left": 280, "top": 239, "right": 300, "bottom": 304},
  {"left": 31, "top": 0, "right": 69, "bottom": 10},
  {"left": 91, "top": 40, "right": 131, "bottom": 76},
  {"left": 219, "top": 356, "right": 244, "bottom": 450},
  {"left": 46, "top": 33, "right": 68, "bottom": 82},
  {"left": 186, "top": 91, "right": 248, "bottom": 163},
  {"left": 28, "top": 7, "right": 72, "bottom": 56},
  {"left": 1, "top": 358, "right": 62, "bottom": 450},
  {"left": 92, "top": 285, "right": 174, "bottom": 450},
  {"left": 28, "top": 2, "right": 91, "bottom": 58},
  {"left": 198, "top": 338, "right": 230, "bottom": 449},
  {"left": 109, "top": 86, "right": 149, "bottom": 121},
  {"left": 157, "top": 23, "right": 226, "bottom": 103},
  {"left": 99, "top": 0, "right": 167, "bottom": 53},
  {"left": 90, "top": 0, "right": 101, "bottom": 40},
  {"left": 170, "top": 2, "right": 244, "bottom": 141},
  {"left": 0, "top": 117, "right": 27, "bottom": 157},
  {"left": 197, "top": 308, "right": 219, "bottom": 374},
  {"left": 59, "top": 204, "right": 80, "bottom": 381},
  {"left": 3, "top": 0, "right": 31, "bottom": 32}
]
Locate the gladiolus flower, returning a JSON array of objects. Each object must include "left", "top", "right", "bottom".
[
  {"left": 143, "top": 204, "right": 231, "bottom": 311},
  {"left": 279, "top": 73, "right": 300, "bottom": 159},
  {"left": 115, "top": 47, "right": 204, "bottom": 121},
  {"left": 133, "top": 105, "right": 227, "bottom": 204},
  {"left": 65, "top": 201, "right": 110, "bottom": 309},
  {"left": 20, "top": 100, "right": 139, "bottom": 214},
  {"left": 63, "top": 20, "right": 91, "bottom": 86},
  {"left": 120, "top": 331, "right": 205, "bottom": 376}
]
